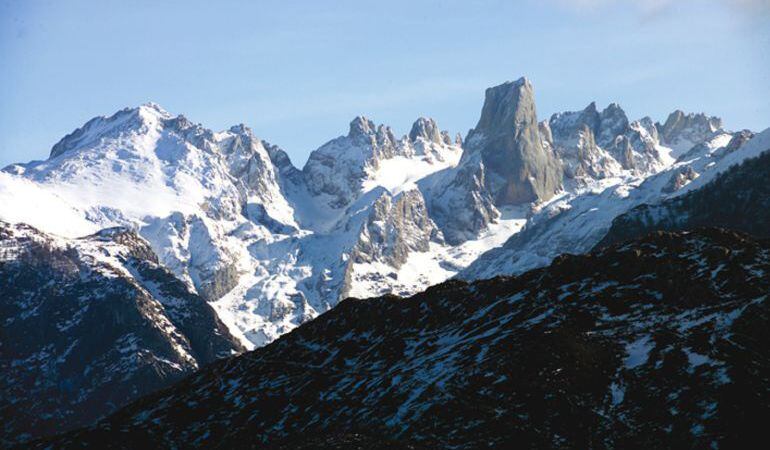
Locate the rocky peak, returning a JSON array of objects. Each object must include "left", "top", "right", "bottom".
[
  {"left": 597, "top": 103, "right": 630, "bottom": 146},
  {"left": 344, "top": 116, "right": 399, "bottom": 158},
  {"left": 348, "top": 116, "right": 376, "bottom": 138},
  {"left": 303, "top": 116, "right": 403, "bottom": 208},
  {"left": 227, "top": 123, "right": 252, "bottom": 136},
  {"left": 549, "top": 102, "right": 630, "bottom": 181},
  {"left": 409, "top": 117, "right": 443, "bottom": 144},
  {"left": 473, "top": 77, "right": 533, "bottom": 132},
  {"left": 658, "top": 110, "right": 722, "bottom": 150},
  {"left": 549, "top": 102, "right": 601, "bottom": 142},
  {"left": 262, "top": 140, "right": 303, "bottom": 185},
  {"left": 465, "top": 77, "right": 562, "bottom": 205}
]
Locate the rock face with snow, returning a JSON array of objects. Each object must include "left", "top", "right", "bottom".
[
  {"left": 303, "top": 116, "right": 399, "bottom": 208},
  {"left": 0, "top": 78, "right": 763, "bottom": 356},
  {"left": 38, "top": 229, "right": 770, "bottom": 449},
  {"left": 0, "top": 222, "right": 244, "bottom": 445},
  {"left": 350, "top": 189, "right": 438, "bottom": 268},
  {"left": 464, "top": 77, "right": 562, "bottom": 205},
  {"left": 657, "top": 110, "right": 722, "bottom": 154},
  {"left": 548, "top": 102, "right": 624, "bottom": 180},
  {"left": 418, "top": 153, "right": 500, "bottom": 245},
  {"left": 548, "top": 102, "right": 669, "bottom": 183},
  {"left": 460, "top": 127, "right": 770, "bottom": 281},
  {"left": 597, "top": 147, "right": 770, "bottom": 248}
]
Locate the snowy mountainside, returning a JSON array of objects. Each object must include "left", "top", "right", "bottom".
[
  {"left": 0, "top": 221, "right": 244, "bottom": 445},
  {"left": 460, "top": 127, "right": 769, "bottom": 280},
  {"left": 0, "top": 78, "right": 757, "bottom": 350},
  {"left": 597, "top": 130, "right": 770, "bottom": 248}
]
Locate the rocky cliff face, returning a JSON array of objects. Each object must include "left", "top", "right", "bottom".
[
  {"left": 419, "top": 155, "right": 500, "bottom": 245},
  {"left": 548, "top": 102, "right": 669, "bottom": 182},
  {"left": 38, "top": 228, "right": 770, "bottom": 449},
  {"left": 464, "top": 77, "right": 562, "bottom": 205},
  {"left": 0, "top": 222, "right": 244, "bottom": 446},
  {"left": 351, "top": 189, "right": 439, "bottom": 268},
  {"left": 657, "top": 110, "right": 722, "bottom": 155}
]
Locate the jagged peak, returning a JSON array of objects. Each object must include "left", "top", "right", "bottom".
[
  {"left": 227, "top": 123, "right": 255, "bottom": 137},
  {"left": 658, "top": 109, "right": 723, "bottom": 146},
  {"left": 601, "top": 102, "right": 626, "bottom": 117},
  {"left": 348, "top": 116, "right": 376, "bottom": 138},
  {"left": 485, "top": 76, "right": 532, "bottom": 97},
  {"left": 662, "top": 110, "right": 722, "bottom": 128},
  {"left": 408, "top": 116, "right": 442, "bottom": 144}
]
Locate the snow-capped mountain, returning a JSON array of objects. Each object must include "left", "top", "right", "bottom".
[
  {"left": 1, "top": 77, "right": 764, "bottom": 353},
  {"left": 459, "top": 126, "right": 769, "bottom": 281},
  {"left": 37, "top": 228, "right": 770, "bottom": 449},
  {"left": 0, "top": 222, "right": 243, "bottom": 445}
]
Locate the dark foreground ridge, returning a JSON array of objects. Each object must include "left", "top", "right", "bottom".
[{"left": 37, "top": 228, "right": 769, "bottom": 449}]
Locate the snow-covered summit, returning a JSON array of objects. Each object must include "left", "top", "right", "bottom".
[{"left": 48, "top": 103, "right": 172, "bottom": 160}]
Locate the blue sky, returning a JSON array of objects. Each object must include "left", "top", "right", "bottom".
[{"left": 1, "top": 0, "right": 768, "bottom": 168}]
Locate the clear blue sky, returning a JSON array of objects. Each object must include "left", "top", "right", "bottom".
[{"left": 1, "top": 0, "right": 768, "bottom": 168}]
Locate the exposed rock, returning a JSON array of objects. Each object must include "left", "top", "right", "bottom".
[
  {"left": 538, "top": 120, "right": 553, "bottom": 148},
  {"left": 610, "top": 135, "right": 636, "bottom": 170},
  {"left": 303, "top": 116, "right": 404, "bottom": 208},
  {"left": 419, "top": 155, "right": 499, "bottom": 245},
  {"left": 262, "top": 140, "right": 304, "bottom": 185},
  {"left": 409, "top": 117, "right": 443, "bottom": 144},
  {"left": 459, "top": 129, "right": 765, "bottom": 283},
  {"left": 716, "top": 129, "right": 755, "bottom": 158},
  {"left": 596, "top": 103, "right": 630, "bottom": 147},
  {"left": 657, "top": 110, "right": 722, "bottom": 153},
  {"left": 549, "top": 102, "right": 665, "bottom": 179},
  {"left": 662, "top": 166, "right": 699, "bottom": 193},
  {"left": 406, "top": 117, "right": 460, "bottom": 163},
  {"left": 549, "top": 105, "right": 624, "bottom": 180},
  {"left": 464, "top": 77, "right": 562, "bottom": 205},
  {"left": 352, "top": 189, "right": 439, "bottom": 268}
]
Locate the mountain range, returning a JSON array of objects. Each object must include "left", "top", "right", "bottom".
[{"left": 1, "top": 76, "right": 769, "bottom": 445}]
